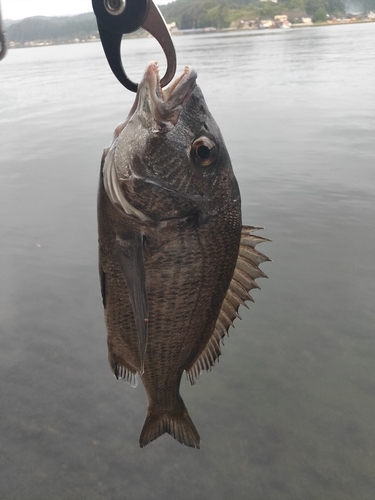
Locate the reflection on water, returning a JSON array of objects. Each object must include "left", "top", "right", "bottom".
[{"left": 1, "top": 23, "right": 375, "bottom": 499}]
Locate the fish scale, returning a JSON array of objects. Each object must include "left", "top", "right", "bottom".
[{"left": 98, "top": 63, "right": 269, "bottom": 448}]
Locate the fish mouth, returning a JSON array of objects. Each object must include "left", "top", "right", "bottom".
[
  {"left": 140, "top": 62, "right": 197, "bottom": 126},
  {"left": 113, "top": 64, "right": 197, "bottom": 139},
  {"left": 147, "top": 62, "right": 197, "bottom": 105}
]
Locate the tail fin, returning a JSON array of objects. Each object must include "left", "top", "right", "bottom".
[{"left": 139, "top": 401, "right": 200, "bottom": 449}]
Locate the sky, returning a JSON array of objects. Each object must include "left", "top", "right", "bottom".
[{"left": 1, "top": 0, "right": 173, "bottom": 21}]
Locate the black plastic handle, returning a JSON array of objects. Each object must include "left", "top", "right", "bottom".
[{"left": 92, "top": 0, "right": 176, "bottom": 92}]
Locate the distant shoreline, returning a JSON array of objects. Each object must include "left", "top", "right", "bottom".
[{"left": 6, "top": 18, "right": 375, "bottom": 50}]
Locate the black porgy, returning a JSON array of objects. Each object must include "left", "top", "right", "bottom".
[{"left": 97, "top": 63, "right": 269, "bottom": 448}]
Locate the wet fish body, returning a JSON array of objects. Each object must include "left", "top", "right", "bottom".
[{"left": 98, "top": 63, "right": 269, "bottom": 448}]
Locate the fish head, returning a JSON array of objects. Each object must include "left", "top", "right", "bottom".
[{"left": 103, "top": 62, "right": 240, "bottom": 224}]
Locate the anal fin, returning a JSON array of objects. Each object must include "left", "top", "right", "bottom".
[{"left": 109, "top": 354, "right": 138, "bottom": 388}]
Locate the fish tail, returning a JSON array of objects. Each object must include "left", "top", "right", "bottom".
[{"left": 139, "top": 400, "right": 200, "bottom": 449}]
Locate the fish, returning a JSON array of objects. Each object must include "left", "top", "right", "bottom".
[{"left": 97, "top": 62, "right": 269, "bottom": 449}]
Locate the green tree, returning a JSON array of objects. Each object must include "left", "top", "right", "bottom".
[
  {"left": 314, "top": 5, "right": 327, "bottom": 19},
  {"left": 255, "top": 1, "right": 283, "bottom": 18},
  {"left": 325, "top": 0, "right": 345, "bottom": 14},
  {"left": 305, "top": 0, "right": 323, "bottom": 15},
  {"left": 206, "top": 5, "right": 231, "bottom": 28},
  {"left": 285, "top": 0, "right": 306, "bottom": 10}
]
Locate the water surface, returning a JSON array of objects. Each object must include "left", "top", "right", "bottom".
[{"left": 1, "top": 23, "right": 375, "bottom": 499}]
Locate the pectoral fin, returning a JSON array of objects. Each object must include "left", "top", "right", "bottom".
[
  {"left": 186, "top": 226, "right": 270, "bottom": 385},
  {"left": 116, "top": 234, "right": 148, "bottom": 374},
  {"left": 99, "top": 262, "right": 107, "bottom": 308}
]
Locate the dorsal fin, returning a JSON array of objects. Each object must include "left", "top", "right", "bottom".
[{"left": 186, "top": 226, "right": 270, "bottom": 385}]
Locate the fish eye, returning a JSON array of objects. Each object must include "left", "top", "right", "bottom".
[{"left": 191, "top": 137, "right": 217, "bottom": 167}]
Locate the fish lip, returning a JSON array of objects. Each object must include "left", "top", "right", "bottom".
[
  {"left": 146, "top": 62, "right": 197, "bottom": 103},
  {"left": 141, "top": 62, "right": 197, "bottom": 126}
]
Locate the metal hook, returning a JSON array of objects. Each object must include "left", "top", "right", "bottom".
[
  {"left": 92, "top": 0, "right": 176, "bottom": 92},
  {"left": 0, "top": 0, "right": 7, "bottom": 61},
  {"left": 141, "top": 1, "right": 176, "bottom": 89}
]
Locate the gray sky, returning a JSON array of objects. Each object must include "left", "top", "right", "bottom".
[{"left": 1, "top": 0, "right": 173, "bottom": 21}]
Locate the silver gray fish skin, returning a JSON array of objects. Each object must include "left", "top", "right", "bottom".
[{"left": 97, "top": 63, "right": 269, "bottom": 448}]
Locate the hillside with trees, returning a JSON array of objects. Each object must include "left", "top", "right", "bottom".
[
  {"left": 159, "top": 0, "right": 351, "bottom": 29},
  {"left": 4, "top": 0, "right": 375, "bottom": 46},
  {"left": 6, "top": 13, "right": 97, "bottom": 45}
]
